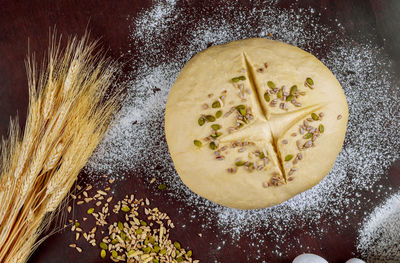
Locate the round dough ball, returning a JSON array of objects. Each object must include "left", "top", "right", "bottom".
[{"left": 165, "top": 38, "right": 348, "bottom": 209}]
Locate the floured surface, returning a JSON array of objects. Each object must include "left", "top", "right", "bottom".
[{"left": 84, "top": 0, "right": 400, "bottom": 260}]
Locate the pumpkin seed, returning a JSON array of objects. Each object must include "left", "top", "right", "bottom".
[
  {"left": 285, "top": 154, "right": 294, "bottom": 161},
  {"left": 215, "top": 110, "right": 222, "bottom": 118},
  {"left": 259, "top": 152, "right": 266, "bottom": 159},
  {"left": 100, "top": 249, "right": 106, "bottom": 258},
  {"left": 209, "top": 141, "right": 217, "bottom": 150},
  {"left": 205, "top": 115, "right": 216, "bottom": 122},
  {"left": 304, "top": 133, "right": 313, "bottom": 139},
  {"left": 87, "top": 208, "right": 94, "bottom": 214},
  {"left": 99, "top": 242, "right": 108, "bottom": 250},
  {"left": 290, "top": 85, "right": 298, "bottom": 94},
  {"left": 277, "top": 89, "right": 283, "bottom": 99},
  {"left": 174, "top": 241, "right": 181, "bottom": 250},
  {"left": 235, "top": 160, "right": 245, "bottom": 166},
  {"left": 121, "top": 206, "right": 130, "bottom": 212},
  {"left": 267, "top": 81, "right": 276, "bottom": 89},
  {"left": 187, "top": 250, "right": 193, "bottom": 257},
  {"left": 239, "top": 76, "right": 246, "bottom": 80},
  {"left": 120, "top": 231, "right": 126, "bottom": 240},
  {"left": 198, "top": 117, "right": 205, "bottom": 126},
  {"left": 319, "top": 124, "right": 324, "bottom": 133},
  {"left": 111, "top": 238, "right": 118, "bottom": 244},
  {"left": 157, "top": 184, "right": 166, "bottom": 190},
  {"left": 232, "top": 76, "right": 246, "bottom": 82},
  {"left": 135, "top": 228, "right": 143, "bottom": 234},
  {"left": 176, "top": 257, "right": 184, "bottom": 262},
  {"left": 194, "top": 140, "right": 202, "bottom": 147},
  {"left": 286, "top": 95, "right": 294, "bottom": 101},
  {"left": 140, "top": 220, "right": 147, "bottom": 226},
  {"left": 236, "top": 104, "right": 245, "bottom": 110},
  {"left": 264, "top": 92, "right": 270, "bottom": 102},
  {"left": 212, "top": 101, "right": 221, "bottom": 108},
  {"left": 118, "top": 221, "right": 123, "bottom": 230},
  {"left": 143, "top": 247, "right": 151, "bottom": 254},
  {"left": 306, "top": 77, "right": 314, "bottom": 85},
  {"left": 238, "top": 107, "right": 247, "bottom": 116},
  {"left": 153, "top": 245, "right": 160, "bottom": 253},
  {"left": 74, "top": 222, "right": 80, "bottom": 227},
  {"left": 311, "top": 113, "right": 319, "bottom": 120},
  {"left": 159, "top": 249, "right": 167, "bottom": 255},
  {"left": 111, "top": 250, "right": 118, "bottom": 258},
  {"left": 153, "top": 259, "right": 159, "bottom": 263},
  {"left": 127, "top": 250, "right": 135, "bottom": 257},
  {"left": 211, "top": 124, "right": 221, "bottom": 130},
  {"left": 211, "top": 132, "right": 222, "bottom": 138}
]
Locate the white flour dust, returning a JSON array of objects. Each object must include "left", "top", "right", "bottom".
[
  {"left": 357, "top": 192, "right": 400, "bottom": 262},
  {"left": 85, "top": 0, "right": 400, "bottom": 259}
]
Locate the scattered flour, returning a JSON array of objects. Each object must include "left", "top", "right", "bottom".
[
  {"left": 84, "top": 0, "right": 400, "bottom": 260},
  {"left": 357, "top": 192, "right": 400, "bottom": 262}
]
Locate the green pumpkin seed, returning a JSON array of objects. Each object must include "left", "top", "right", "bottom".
[
  {"left": 232, "top": 76, "right": 246, "bottom": 82},
  {"left": 142, "top": 247, "right": 151, "bottom": 254},
  {"left": 285, "top": 154, "right": 294, "bottom": 161},
  {"left": 259, "top": 152, "right": 266, "bottom": 159},
  {"left": 290, "top": 85, "right": 298, "bottom": 94},
  {"left": 311, "top": 113, "right": 319, "bottom": 120},
  {"left": 176, "top": 257, "right": 184, "bottom": 262},
  {"left": 194, "top": 140, "right": 202, "bottom": 147},
  {"left": 111, "top": 250, "right": 118, "bottom": 258},
  {"left": 187, "top": 250, "right": 193, "bottom": 257},
  {"left": 100, "top": 249, "right": 106, "bottom": 258},
  {"left": 205, "top": 115, "right": 216, "bottom": 122},
  {"left": 174, "top": 241, "right": 181, "bottom": 250},
  {"left": 135, "top": 228, "right": 143, "bottom": 234},
  {"left": 118, "top": 221, "right": 123, "bottom": 230},
  {"left": 158, "top": 184, "right": 166, "bottom": 190},
  {"left": 153, "top": 245, "right": 160, "bottom": 253},
  {"left": 140, "top": 220, "right": 147, "bottom": 226},
  {"left": 121, "top": 206, "right": 130, "bottom": 212},
  {"left": 264, "top": 92, "right": 270, "bottom": 102},
  {"left": 277, "top": 89, "right": 283, "bottom": 99},
  {"left": 239, "top": 76, "right": 246, "bottom": 80},
  {"left": 304, "top": 133, "right": 313, "bottom": 139},
  {"left": 99, "top": 242, "right": 108, "bottom": 250},
  {"left": 209, "top": 142, "right": 217, "bottom": 150},
  {"left": 235, "top": 160, "right": 245, "bottom": 166},
  {"left": 198, "top": 117, "right": 205, "bottom": 126},
  {"left": 319, "top": 124, "right": 324, "bottom": 133},
  {"left": 211, "top": 124, "right": 221, "bottom": 130},
  {"left": 127, "top": 250, "right": 135, "bottom": 257},
  {"left": 74, "top": 222, "right": 80, "bottom": 227},
  {"left": 306, "top": 77, "right": 314, "bottom": 85},
  {"left": 153, "top": 259, "right": 159, "bottom": 263},
  {"left": 87, "top": 208, "right": 94, "bottom": 214},
  {"left": 239, "top": 108, "right": 247, "bottom": 116},
  {"left": 159, "top": 249, "right": 167, "bottom": 255},
  {"left": 215, "top": 110, "right": 222, "bottom": 118},
  {"left": 211, "top": 132, "right": 222, "bottom": 139},
  {"left": 111, "top": 238, "right": 118, "bottom": 244},
  {"left": 120, "top": 231, "right": 126, "bottom": 240},
  {"left": 212, "top": 101, "right": 221, "bottom": 108},
  {"left": 267, "top": 81, "right": 276, "bottom": 89},
  {"left": 286, "top": 95, "right": 294, "bottom": 101}
]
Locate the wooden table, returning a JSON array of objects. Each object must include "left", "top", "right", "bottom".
[{"left": 1, "top": 1, "right": 399, "bottom": 262}]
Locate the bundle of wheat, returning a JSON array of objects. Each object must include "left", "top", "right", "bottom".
[{"left": 0, "top": 33, "right": 121, "bottom": 262}]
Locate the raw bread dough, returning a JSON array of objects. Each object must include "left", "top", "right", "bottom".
[{"left": 165, "top": 38, "right": 348, "bottom": 209}]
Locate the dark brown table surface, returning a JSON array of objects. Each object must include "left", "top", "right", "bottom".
[{"left": 1, "top": 1, "right": 400, "bottom": 262}]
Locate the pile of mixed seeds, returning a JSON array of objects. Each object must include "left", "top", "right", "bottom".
[{"left": 67, "top": 180, "right": 198, "bottom": 263}]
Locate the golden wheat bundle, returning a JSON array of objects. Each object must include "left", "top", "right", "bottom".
[{"left": 0, "top": 33, "right": 121, "bottom": 262}]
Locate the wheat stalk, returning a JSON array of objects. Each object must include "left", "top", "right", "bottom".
[{"left": 0, "top": 32, "right": 121, "bottom": 262}]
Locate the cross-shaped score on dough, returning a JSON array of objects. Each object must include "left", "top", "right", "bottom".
[
  {"left": 165, "top": 38, "right": 348, "bottom": 209},
  {"left": 217, "top": 53, "right": 325, "bottom": 185}
]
